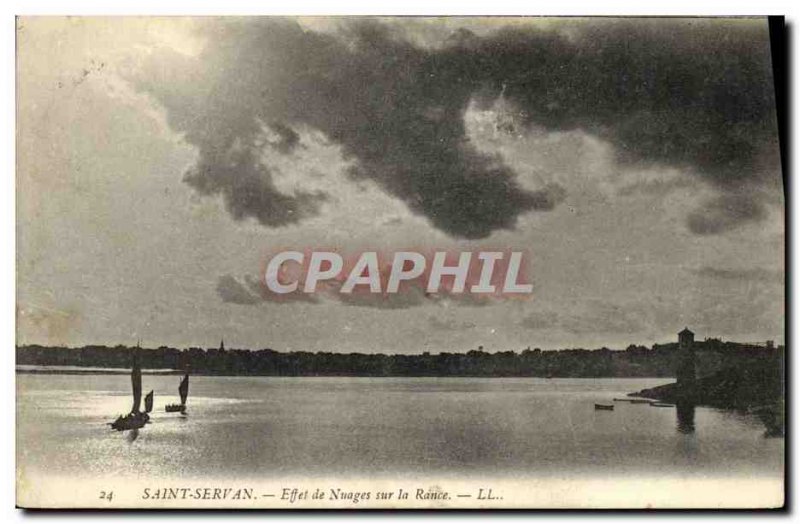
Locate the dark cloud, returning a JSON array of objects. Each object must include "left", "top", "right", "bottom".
[
  {"left": 215, "top": 272, "right": 495, "bottom": 309},
  {"left": 687, "top": 193, "right": 768, "bottom": 234},
  {"left": 425, "top": 291, "right": 494, "bottom": 308},
  {"left": 335, "top": 285, "right": 430, "bottom": 310},
  {"left": 471, "top": 20, "right": 777, "bottom": 180},
  {"left": 266, "top": 121, "right": 301, "bottom": 154},
  {"left": 139, "top": 17, "right": 779, "bottom": 237},
  {"left": 459, "top": 19, "right": 780, "bottom": 233},
  {"left": 215, "top": 271, "right": 429, "bottom": 309},
  {"left": 216, "top": 275, "right": 261, "bottom": 305},
  {"left": 184, "top": 158, "right": 326, "bottom": 227},
  {"left": 242, "top": 274, "right": 320, "bottom": 304},
  {"left": 216, "top": 274, "right": 319, "bottom": 305}
]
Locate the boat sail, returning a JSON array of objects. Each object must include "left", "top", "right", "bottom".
[
  {"left": 179, "top": 374, "right": 189, "bottom": 405},
  {"left": 144, "top": 390, "right": 154, "bottom": 413},
  {"left": 166, "top": 373, "right": 189, "bottom": 413},
  {"left": 109, "top": 346, "right": 151, "bottom": 431},
  {"left": 131, "top": 352, "right": 142, "bottom": 413}
]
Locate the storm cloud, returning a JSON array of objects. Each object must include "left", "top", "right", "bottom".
[
  {"left": 216, "top": 275, "right": 261, "bottom": 305},
  {"left": 138, "top": 18, "right": 780, "bottom": 238},
  {"left": 217, "top": 274, "right": 320, "bottom": 304}
]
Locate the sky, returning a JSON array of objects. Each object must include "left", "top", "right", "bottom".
[{"left": 16, "top": 17, "right": 785, "bottom": 353}]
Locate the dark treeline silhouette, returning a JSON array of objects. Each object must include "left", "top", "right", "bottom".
[{"left": 16, "top": 338, "right": 783, "bottom": 378}]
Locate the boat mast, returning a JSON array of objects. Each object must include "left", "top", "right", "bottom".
[{"left": 131, "top": 343, "right": 142, "bottom": 414}]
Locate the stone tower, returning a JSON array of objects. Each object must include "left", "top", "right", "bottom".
[{"left": 676, "top": 327, "right": 696, "bottom": 388}]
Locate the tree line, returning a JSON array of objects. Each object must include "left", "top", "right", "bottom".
[{"left": 16, "top": 339, "right": 782, "bottom": 378}]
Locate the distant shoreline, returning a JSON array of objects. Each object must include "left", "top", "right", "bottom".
[
  {"left": 15, "top": 366, "right": 671, "bottom": 379},
  {"left": 16, "top": 339, "right": 781, "bottom": 379},
  {"left": 16, "top": 365, "right": 179, "bottom": 376}
]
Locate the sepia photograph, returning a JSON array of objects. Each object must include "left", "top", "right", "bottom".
[{"left": 15, "top": 15, "right": 785, "bottom": 509}]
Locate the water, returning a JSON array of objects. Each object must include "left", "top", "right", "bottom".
[{"left": 17, "top": 374, "right": 783, "bottom": 482}]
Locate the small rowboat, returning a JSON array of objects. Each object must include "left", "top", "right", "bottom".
[
  {"left": 651, "top": 402, "right": 675, "bottom": 408},
  {"left": 594, "top": 403, "right": 614, "bottom": 411}
]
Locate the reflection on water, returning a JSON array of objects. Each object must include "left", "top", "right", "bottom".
[
  {"left": 677, "top": 402, "right": 696, "bottom": 434},
  {"left": 17, "top": 375, "right": 783, "bottom": 481},
  {"left": 756, "top": 407, "right": 785, "bottom": 438}
]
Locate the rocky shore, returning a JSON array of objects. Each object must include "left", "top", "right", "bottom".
[{"left": 630, "top": 360, "right": 784, "bottom": 437}]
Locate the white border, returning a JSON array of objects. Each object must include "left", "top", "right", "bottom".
[{"left": 3, "top": 2, "right": 797, "bottom": 523}]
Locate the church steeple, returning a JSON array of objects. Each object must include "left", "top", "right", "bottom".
[{"left": 220, "top": 339, "right": 225, "bottom": 351}]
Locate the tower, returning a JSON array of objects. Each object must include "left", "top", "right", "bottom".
[
  {"left": 220, "top": 339, "right": 225, "bottom": 351},
  {"left": 676, "top": 327, "right": 696, "bottom": 388}
]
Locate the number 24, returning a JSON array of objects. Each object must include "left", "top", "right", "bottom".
[{"left": 100, "top": 491, "right": 114, "bottom": 501}]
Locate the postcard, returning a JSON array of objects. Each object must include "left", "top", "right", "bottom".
[{"left": 16, "top": 16, "right": 785, "bottom": 509}]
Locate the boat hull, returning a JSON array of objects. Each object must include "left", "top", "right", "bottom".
[{"left": 109, "top": 412, "right": 149, "bottom": 431}]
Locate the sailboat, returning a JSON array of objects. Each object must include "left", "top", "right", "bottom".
[
  {"left": 166, "top": 374, "right": 189, "bottom": 413},
  {"left": 144, "top": 390, "right": 154, "bottom": 413},
  {"left": 109, "top": 348, "right": 154, "bottom": 431}
]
